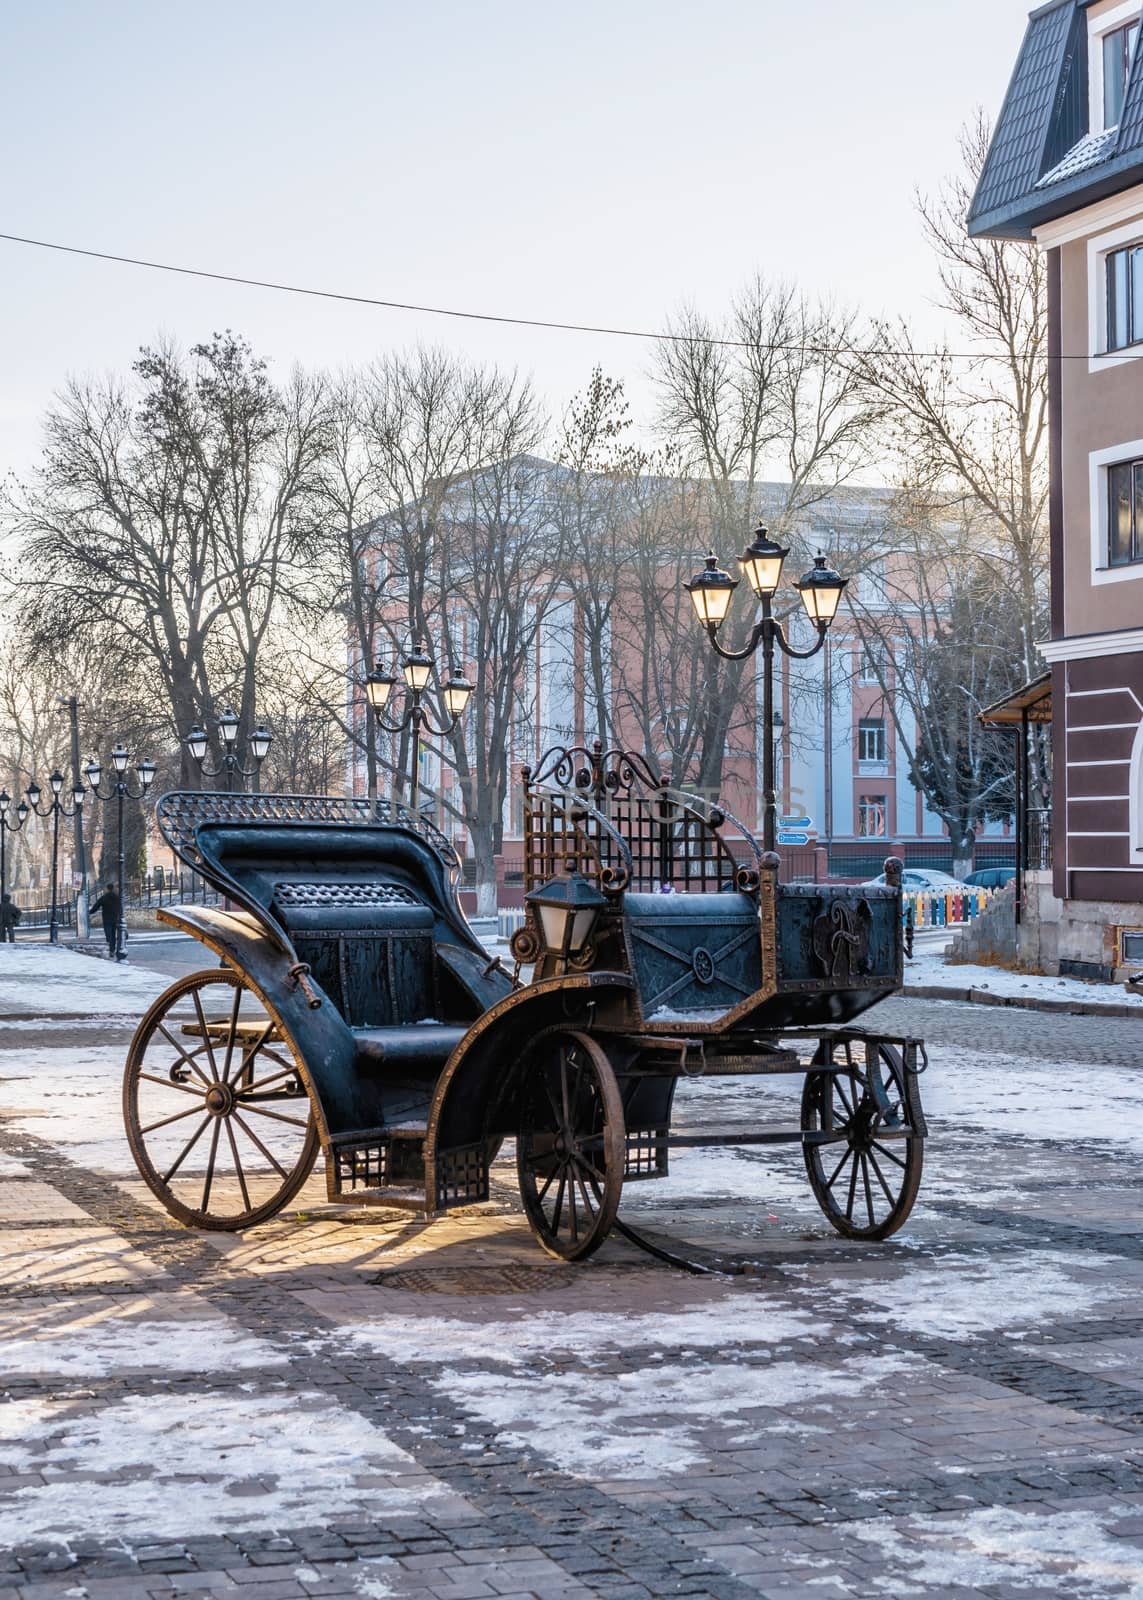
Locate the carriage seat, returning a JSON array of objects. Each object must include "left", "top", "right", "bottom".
[
  {"left": 269, "top": 881, "right": 457, "bottom": 1044},
  {"left": 352, "top": 1023, "right": 468, "bottom": 1074}
]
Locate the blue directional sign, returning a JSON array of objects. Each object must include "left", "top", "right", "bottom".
[
  {"left": 778, "top": 830, "right": 811, "bottom": 846},
  {"left": 780, "top": 815, "right": 813, "bottom": 831}
]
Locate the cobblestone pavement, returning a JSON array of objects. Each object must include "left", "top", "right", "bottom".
[{"left": 2, "top": 982, "right": 1143, "bottom": 1597}]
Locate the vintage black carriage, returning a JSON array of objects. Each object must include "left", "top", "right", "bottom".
[{"left": 125, "top": 752, "right": 927, "bottom": 1259}]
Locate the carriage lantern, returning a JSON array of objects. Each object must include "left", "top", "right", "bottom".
[{"left": 525, "top": 873, "right": 607, "bottom": 970}]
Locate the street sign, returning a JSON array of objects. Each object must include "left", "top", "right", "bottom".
[
  {"left": 778, "top": 831, "right": 811, "bottom": 846},
  {"left": 780, "top": 815, "right": 813, "bottom": 830}
]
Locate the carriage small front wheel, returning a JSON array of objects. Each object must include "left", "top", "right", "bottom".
[
  {"left": 801, "top": 1040, "right": 923, "bottom": 1241},
  {"left": 516, "top": 1029, "right": 624, "bottom": 1262},
  {"left": 124, "top": 968, "right": 320, "bottom": 1230}
]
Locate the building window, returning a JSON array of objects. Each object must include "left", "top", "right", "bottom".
[
  {"left": 1106, "top": 245, "right": 1143, "bottom": 350},
  {"left": 1108, "top": 457, "right": 1143, "bottom": 565},
  {"left": 858, "top": 795, "right": 888, "bottom": 837},
  {"left": 858, "top": 639, "right": 888, "bottom": 685},
  {"left": 1104, "top": 19, "right": 1139, "bottom": 129},
  {"left": 858, "top": 719, "right": 887, "bottom": 763}
]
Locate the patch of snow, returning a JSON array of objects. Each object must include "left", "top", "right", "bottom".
[
  {"left": 925, "top": 1048, "right": 1143, "bottom": 1153},
  {"left": 851, "top": 1504, "right": 1143, "bottom": 1597},
  {"left": 433, "top": 1352, "right": 923, "bottom": 1480},
  {"left": 347, "top": 1295, "right": 819, "bottom": 1365},
  {"left": 0, "top": 946, "right": 169, "bottom": 1016},
  {"left": 0, "top": 1317, "right": 287, "bottom": 1378},
  {"left": 807, "top": 1248, "right": 1128, "bottom": 1340},
  {"left": 0, "top": 1391, "right": 465, "bottom": 1543},
  {"left": 906, "top": 950, "right": 1143, "bottom": 1007},
  {"left": 0, "top": 1045, "right": 134, "bottom": 1172}
]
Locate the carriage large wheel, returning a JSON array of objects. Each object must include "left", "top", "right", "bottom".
[
  {"left": 516, "top": 1030, "right": 624, "bottom": 1262},
  {"left": 124, "top": 969, "right": 320, "bottom": 1231},
  {"left": 801, "top": 1040, "right": 922, "bottom": 1241}
]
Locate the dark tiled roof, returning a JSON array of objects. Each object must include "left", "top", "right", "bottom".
[{"left": 969, "top": 1, "right": 1143, "bottom": 239}]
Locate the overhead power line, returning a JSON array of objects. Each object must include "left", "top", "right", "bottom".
[{"left": 0, "top": 227, "right": 1095, "bottom": 363}]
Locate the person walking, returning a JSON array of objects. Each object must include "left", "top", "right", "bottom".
[
  {"left": 0, "top": 894, "right": 21, "bottom": 944},
  {"left": 88, "top": 883, "right": 122, "bottom": 959}
]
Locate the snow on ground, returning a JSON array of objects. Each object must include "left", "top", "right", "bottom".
[
  {"left": 433, "top": 1351, "right": 924, "bottom": 1481},
  {"left": 906, "top": 949, "right": 1143, "bottom": 1007},
  {"left": 924, "top": 1048, "right": 1143, "bottom": 1153},
  {"left": 347, "top": 1295, "right": 819, "bottom": 1366},
  {"left": 0, "top": 1314, "right": 288, "bottom": 1378},
  {"left": 850, "top": 1504, "right": 1143, "bottom": 1597},
  {"left": 0, "top": 1044, "right": 134, "bottom": 1173},
  {"left": 0, "top": 945, "right": 169, "bottom": 1016},
  {"left": 0, "top": 1389, "right": 466, "bottom": 1544},
  {"left": 800, "top": 1248, "right": 1131, "bottom": 1341}
]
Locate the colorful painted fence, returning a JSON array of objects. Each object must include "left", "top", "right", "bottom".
[{"left": 904, "top": 887, "right": 994, "bottom": 930}]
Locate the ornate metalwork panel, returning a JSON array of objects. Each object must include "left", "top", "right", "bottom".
[
  {"left": 624, "top": 893, "right": 762, "bottom": 1017},
  {"left": 155, "top": 791, "right": 460, "bottom": 879},
  {"left": 775, "top": 885, "right": 900, "bottom": 992},
  {"left": 522, "top": 744, "right": 764, "bottom": 898},
  {"left": 274, "top": 882, "right": 422, "bottom": 908}
]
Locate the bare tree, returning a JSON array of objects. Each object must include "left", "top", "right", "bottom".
[
  {"left": 847, "top": 489, "right": 1025, "bottom": 878},
  {"left": 857, "top": 114, "right": 1049, "bottom": 708},
  {"left": 655, "top": 277, "right": 879, "bottom": 791},
  {"left": 6, "top": 334, "right": 329, "bottom": 774},
  {"left": 553, "top": 369, "right": 646, "bottom": 747}
]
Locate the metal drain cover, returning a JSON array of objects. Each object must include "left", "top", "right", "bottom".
[{"left": 373, "top": 1264, "right": 575, "bottom": 1295}]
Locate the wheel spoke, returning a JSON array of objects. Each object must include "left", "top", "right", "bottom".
[
  {"left": 232, "top": 1101, "right": 310, "bottom": 1129},
  {"left": 845, "top": 1148, "right": 860, "bottom": 1221},
  {"left": 559, "top": 1052, "right": 571, "bottom": 1125},
  {"left": 824, "top": 1146, "right": 854, "bottom": 1191},
  {"left": 567, "top": 1168, "right": 579, "bottom": 1240},
  {"left": 866, "top": 1146, "right": 897, "bottom": 1205},
  {"left": 549, "top": 1170, "right": 567, "bottom": 1235},
  {"left": 161, "top": 1114, "right": 211, "bottom": 1183},
  {"left": 220, "top": 980, "right": 244, "bottom": 1084},
  {"left": 191, "top": 989, "right": 221, "bottom": 1080},
  {"left": 231, "top": 1111, "right": 291, "bottom": 1180},
  {"left": 571, "top": 1164, "right": 595, "bottom": 1219},
  {"left": 140, "top": 1102, "right": 206, "bottom": 1137},
  {"left": 224, "top": 1115, "right": 252, "bottom": 1213},
  {"left": 200, "top": 1117, "right": 222, "bottom": 1212},
  {"left": 834, "top": 1075, "right": 856, "bottom": 1120},
  {"left": 861, "top": 1153, "right": 875, "bottom": 1228},
  {"left": 535, "top": 1162, "right": 560, "bottom": 1203},
  {"left": 870, "top": 1138, "right": 908, "bottom": 1170},
  {"left": 157, "top": 1024, "right": 213, "bottom": 1087},
  {"left": 138, "top": 1073, "right": 205, "bottom": 1099}
]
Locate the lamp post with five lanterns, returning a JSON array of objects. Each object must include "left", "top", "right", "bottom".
[
  {"left": 365, "top": 641, "right": 473, "bottom": 816},
  {"left": 684, "top": 522, "right": 848, "bottom": 854},
  {"left": 25, "top": 771, "right": 86, "bottom": 944},
  {"left": 83, "top": 746, "right": 157, "bottom": 962}
]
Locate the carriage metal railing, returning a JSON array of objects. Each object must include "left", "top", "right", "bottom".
[{"left": 522, "top": 744, "right": 766, "bottom": 897}]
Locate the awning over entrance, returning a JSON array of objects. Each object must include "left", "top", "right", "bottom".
[{"left": 978, "top": 672, "right": 1053, "bottom": 729}]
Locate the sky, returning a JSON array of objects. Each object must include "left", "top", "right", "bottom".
[{"left": 0, "top": 0, "right": 1034, "bottom": 486}]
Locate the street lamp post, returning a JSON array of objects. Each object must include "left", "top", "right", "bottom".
[
  {"left": 685, "top": 522, "right": 848, "bottom": 854},
  {"left": 185, "top": 710, "right": 273, "bottom": 793},
  {"left": 84, "top": 746, "right": 157, "bottom": 962},
  {"left": 25, "top": 772, "right": 86, "bottom": 944},
  {"left": 366, "top": 641, "right": 473, "bottom": 816},
  {"left": 0, "top": 791, "right": 30, "bottom": 939}
]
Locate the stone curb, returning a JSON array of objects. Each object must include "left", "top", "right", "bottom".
[{"left": 902, "top": 981, "right": 1143, "bottom": 1019}]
